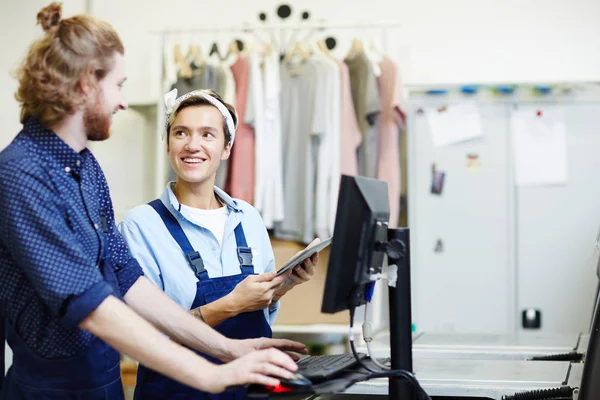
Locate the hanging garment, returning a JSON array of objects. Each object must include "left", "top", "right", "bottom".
[
  {"left": 345, "top": 51, "right": 381, "bottom": 178},
  {"left": 275, "top": 58, "right": 319, "bottom": 244},
  {"left": 336, "top": 60, "right": 362, "bottom": 178},
  {"left": 221, "top": 64, "right": 237, "bottom": 107},
  {"left": 376, "top": 56, "right": 406, "bottom": 228},
  {"left": 245, "top": 52, "right": 267, "bottom": 213},
  {"left": 226, "top": 56, "right": 255, "bottom": 204},
  {"left": 311, "top": 52, "right": 341, "bottom": 238},
  {"left": 133, "top": 200, "right": 271, "bottom": 400},
  {"left": 252, "top": 52, "right": 285, "bottom": 229}
]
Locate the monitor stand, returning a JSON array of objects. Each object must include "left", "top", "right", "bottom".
[{"left": 381, "top": 227, "right": 415, "bottom": 400}]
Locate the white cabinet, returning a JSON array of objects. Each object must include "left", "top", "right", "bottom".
[
  {"left": 409, "top": 100, "right": 512, "bottom": 334},
  {"left": 408, "top": 95, "right": 600, "bottom": 335},
  {"left": 516, "top": 103, "right": 600, "bottom": 334}
]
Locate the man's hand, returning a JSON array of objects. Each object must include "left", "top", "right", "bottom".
[
  {"left": 273, "top": 238, "right": 321, "bottom": 301},
  {"left": 209, "top": 348, "right": 298, "bottom": 393},
  {"left": 227, "top": 271, "right": 286, "bottom": 314},
  {"left": 223, "top": 337, "right": 308, "bottom": 363}
]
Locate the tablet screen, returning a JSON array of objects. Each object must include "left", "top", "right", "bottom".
[{"left": 276, "top": 237, "right": 332, "bottom": 276}]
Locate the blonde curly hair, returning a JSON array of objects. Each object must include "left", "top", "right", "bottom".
[{"left": 15, "top": 2, "right": 124, "bottom": 129}]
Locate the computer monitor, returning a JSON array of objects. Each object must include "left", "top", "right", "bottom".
[
  {"left": 321, "top": 175, "right": 390, "bottom": 314},
  {"left": 320, "top": 175, "right": 418, "bottom": 400}
]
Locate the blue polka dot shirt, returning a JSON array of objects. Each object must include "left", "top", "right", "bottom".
[{"left": 0, "top": 118, "right": 144, "bottom": 358}]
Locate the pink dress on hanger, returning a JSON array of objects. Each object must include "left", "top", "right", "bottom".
[
  {"left": 377, "top": 56, "right": 406, "bottom": 228},
  {"left": 226, "top": 56, "right": 255, "bottom": 204},
  {"left": 336, "top": 60, "right": 361, "bottom": 177}
]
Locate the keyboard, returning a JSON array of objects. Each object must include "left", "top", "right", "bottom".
[{"left": 296, "top": 353, "right": 367, "bottom": 381}]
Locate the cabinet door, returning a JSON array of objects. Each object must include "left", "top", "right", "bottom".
[
  {"left": 517, "top": 103, "right": 600, "bottom": 334},
  {"left": 409, "top": 101, "right": 512, "bottom": 334}
]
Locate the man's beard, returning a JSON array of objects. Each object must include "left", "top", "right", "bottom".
[{"left": 84, "top": 94, "right": 112, "bottom": 141}]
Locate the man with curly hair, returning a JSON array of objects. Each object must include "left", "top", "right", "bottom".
[{"left": 0, "top": 3, "right": 306, "bottom": 399}]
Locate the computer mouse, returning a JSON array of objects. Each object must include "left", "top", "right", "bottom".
[
  {"left": 246, "top": 373, "right": 313, "bottom": 398},
  {"left": 279, "top": 372, "right": 312, "bottom": 388}
]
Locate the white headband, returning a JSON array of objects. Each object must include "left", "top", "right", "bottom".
[{"left": 163, "top": 88, "right": 237, "bottom": 146}]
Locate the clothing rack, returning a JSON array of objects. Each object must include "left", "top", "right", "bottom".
[
  {"left": 153, "top": 19, "right": 402, "bottom": 334},
  {"left": 151, "top": 20, "right": 402, "bottom": 35},
  {"left": 153, "top": 20, "right": 401, "bottom": 56}
]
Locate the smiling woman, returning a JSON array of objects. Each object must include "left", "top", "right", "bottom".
[
  {"left": 167, "top": 94, "right": 234, "bottom": 204},
  {"left": 118, "top": 89, "right": 321, "bottom": 400}
]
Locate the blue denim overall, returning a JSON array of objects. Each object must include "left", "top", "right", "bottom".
[
  {"left": 133, "top": 199, "right": 272, "bottom": 400},
  {"left": 1, "top": 214, "right": 124, "bottom": 400}
]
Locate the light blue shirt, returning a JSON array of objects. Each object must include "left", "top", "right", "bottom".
[{"left": 118, "top": 183, "right": 279, "bottom": 325}]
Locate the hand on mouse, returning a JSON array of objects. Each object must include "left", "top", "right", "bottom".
[{"left": 209, "top": 348, "right": 297, "bottom": 393}]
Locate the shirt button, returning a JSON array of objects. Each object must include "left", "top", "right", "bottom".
[
  {"left": 94, "top": 223, "right": 99, "bottom": 230},
  {"left": 64, "top": 166, "right": 71, "bottom": 173},
  {"left": 76, "top": 160, "right": 81, "bottom": 166}
]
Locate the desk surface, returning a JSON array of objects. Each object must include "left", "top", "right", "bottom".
[
  {"left": 343, "top": 358, "right": 572, "bottom": 400},
  {"left": 359, "top": 331, "right": 581, "bottom": 360},
  {"left": 414, "top": 332, "right": 580, "bottom": 350}
]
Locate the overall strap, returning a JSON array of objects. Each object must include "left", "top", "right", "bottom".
[
  {"left": 234, "top": 223, "right": 254, "bottom": 275},
  {"left": 0, "top": 319, "right": 3, "bottom": 392},
  {"left": 148, "top": 199, "right": 209, "bottom": 280}
]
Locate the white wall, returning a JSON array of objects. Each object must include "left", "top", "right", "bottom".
[
  {"left": 0, "top": 0, "right": 86, "bottom": 148},
  {"left": 90, "top": 0, "right": 600, "bottom": 106}
]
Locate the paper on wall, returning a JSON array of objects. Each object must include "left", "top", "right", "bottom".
[
  {"left": 511, "top": 106, "right": 567, "bottom": 186},
  {"left": 426, "top": 103, "right": 483, "bottom": 147}
]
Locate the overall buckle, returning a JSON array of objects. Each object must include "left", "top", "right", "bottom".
[
  {"left": 186, "top": 251, "right": 207, "bottom": 279},
  {"left": 237, "top": 247, "right": 253, "bottom": 267}
]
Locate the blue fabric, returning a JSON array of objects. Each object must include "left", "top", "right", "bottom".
[
  {"left": 0, "top": 118, "right": 144, "bottom": 359},
  {"left": 119, "top": 184, "right": 280, "bottom": 324},
  {"left": 1, "top": 233, "right": 125, "bottom": 399},
  {"left": 147, "top": 199, "right": 209, "bottom": 281},
  {"left": 233, "top": 220, "right": 254, "bottom": 276},
  {"left": 133, "top": 220, "right": 271, "bottom": 400}
]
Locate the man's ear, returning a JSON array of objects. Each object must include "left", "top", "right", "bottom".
[{"left": 79, "top": 66, "right": 98, "bottom": 96}]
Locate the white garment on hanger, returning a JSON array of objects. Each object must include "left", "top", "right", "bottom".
[
  {"left": 257, "top": 52, "right": 285, "bottom": 228},
  {"left": 222, "top": 65, "right": 237, "bottom": 107},
  {"left": 311, "top": 51, "right": 342, "bottom": 238},
  {"left": 245, "top": 51, "right": 267, "bottom": 211},
  {"left": 364, "top": 39, "right": 383, "bottom": 77}
]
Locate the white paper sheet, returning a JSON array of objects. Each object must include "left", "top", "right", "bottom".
[
  {"left": 426, "top": 103, "right": 483, "bottom": 147},
  {"left": 511, "top": 106, "right": 567, "bottom": 186}
]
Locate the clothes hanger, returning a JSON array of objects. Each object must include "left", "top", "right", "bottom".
[
  {"left": 362, "top": 31, "right": 382, "bottom": 76},
  {"left": 313, "top": 26, "right": 333, "bottom": 59},
  {"left": 174, "top": 43, "right": 193, "bottom": 78},
  {"left": 209, "top": 42, "right": 222, "bottom": 62},
  {"left": 346, "top": 38, "right": 364, "bottom": 59},
  {"left": 222, "top": 40, "right": 240, "bottom": 66},
  {"left": 282, "top": 41, "right": 311, "bottom": 64},
  {"left": 316, "top": 39, "right": 333, "bottom": 58},
  {"left": 187, "top": 44, "right": 204, "bottom": 66},
  {"left": 365, "top": 26, "right": 384, "bottom": 63},
  {"left": 264, "top": 41, "right": 274, "bottom": 56}
]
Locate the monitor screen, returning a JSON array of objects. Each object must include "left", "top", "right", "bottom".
[{"left": 321, "top": 175, "right": 390, "bottom": 314}]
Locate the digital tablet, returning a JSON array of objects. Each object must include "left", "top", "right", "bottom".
[{"left": 276, "top": 237, "right": 332, "bottom": 276}]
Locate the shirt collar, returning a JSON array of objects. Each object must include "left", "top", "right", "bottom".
[
  {"left": 23, "top": 118, "right": 86, "bottom": 175},
  {"left": 161, "top": 182, "right": 242, "bottom": 217}
]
